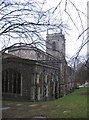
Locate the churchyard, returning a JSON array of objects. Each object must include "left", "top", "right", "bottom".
[{"left": 2, "top": 87, "right": 89, "bottom": 118}]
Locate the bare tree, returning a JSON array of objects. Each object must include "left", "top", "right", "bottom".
[
  {"left": 0, "top": 0, "right": 88, "bottom": 62},
  {"left": 0, "top": 0, "right": 89, "bottom": 87},
  {"left": 0, "top": 0, "right": 67, "bottom": 52}
]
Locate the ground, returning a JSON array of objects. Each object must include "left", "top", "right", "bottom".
[{"left": 1, "top": 88, "right": 89, "bottom": 118}]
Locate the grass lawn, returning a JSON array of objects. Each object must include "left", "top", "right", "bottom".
[{"left": 2, "top": 87, "right": 89, "bottom": 118}]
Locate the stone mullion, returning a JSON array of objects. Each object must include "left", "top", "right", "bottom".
[
  {"left": 38, "top": 86, "right": 40, "bottom": 101},
  {"left": 44, "top": 75, "right": 47, "bottom": 99},
  {"left": 7, "top": 70, "right": 9, "bottom": 93},
  {"left": 13, "top": 73, "right": 16, "bottom": 93},
  {"left": 18, "top": 73, "right": 21, "bottom": 94},
  {"left": 46, "top": 85, "right": 48, "bottom": 97},
  {"left": 12, "top": 72, "right": 14, "bottom": 93},
  {"left": 5, "top": 71, "right": 8, "bottom": 92},
  {"left": 57, "top": 82, "right": 59, "bottom": 98},
  {"left": 35, "top": 85, "right": 38, "bottom": 101},
  {"left": 53, "top": 81, "right": 55, "bottom": 96},
  {"left": 20, "top": 75, "right": 22, "bottom": 96},
  {"left": 41, "top": 75, "right": 44, "bottom": 100},
  {"left": 3, "top": 71, "right": 6, "bottom": 93},
  {"left": 48, "top": 78, "right": 50, "bottom": 99},
  {"left": 56, "top": 76, "right": 59, "bottom": 98},
  {"left": 34, "top": 74, "right": 37, "bottom": 101},
  {"left": 51, "top": 75, "right": 54, "bottom": 97},
  {"left": 9, "top": 71, "right": 12, "bottom": 93},
  {"left": 31, "top": 73, "right": 36, "bottom": 100},
  {"left": 45, "top": 75, "right": 47, "bottom": 83},
  {"left": 35, "top": 73, "right": 40, "bottom": 101},
  {"left": 37, "top": 74, "right": 40, "bottom": 101},
  {"left": 16, "top": 73, "right": 18, "bottom": 94}
]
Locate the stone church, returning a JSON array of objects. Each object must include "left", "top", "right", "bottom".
[{"left": 2, "top": 32, "right": 75, "bottom": 101}]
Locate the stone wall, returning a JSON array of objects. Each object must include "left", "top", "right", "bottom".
[
  {"left": 2, "top": 57, "right": 35, "bottom": 100},
  {"left": 8, "top": 46, "right": 58, "bottom": 61},
  {"left": 2, "top": 32, "right": 75, "bottom": 101},
  {"left": 46, "top": 33, "right": 65, "bottom": 60},
  {"left": 2, "top": 56, "right": 61, "bottom": 101}
]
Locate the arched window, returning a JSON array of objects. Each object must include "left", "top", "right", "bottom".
[
  {"left": 52, "top": 42, "right": 56, "bottom": 51},
  {"left": 2, "top": 68, "right": 21, "bottom": 94}
]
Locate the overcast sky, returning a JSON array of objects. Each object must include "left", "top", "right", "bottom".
[
  {"left": 45, "top": 0, "right": 88, "bottom": 58},
  {"left": 0, "top": 0, "right": 88, "bottom": 59}
]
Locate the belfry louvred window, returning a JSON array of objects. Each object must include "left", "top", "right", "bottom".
[{"left": 52, "top": 42, "right": 56, "bottom": 51}]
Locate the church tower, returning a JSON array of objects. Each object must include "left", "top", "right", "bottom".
[{"left": 46, "top": 31, "right": 65, "bottom": 60}]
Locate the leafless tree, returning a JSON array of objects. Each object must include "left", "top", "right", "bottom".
[
  {"left": 0, "top": 0, "right": 89, "bottom": 86},
  {"left": 0, "top": 0, "right": 66, "bottom": 52},
  {"left": 0, "top": 0, "right": 88, "bottom": 64}
]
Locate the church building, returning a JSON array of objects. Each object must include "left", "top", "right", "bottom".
[{"left": 2, "top": 32, "right": 75, "bottom": 101}]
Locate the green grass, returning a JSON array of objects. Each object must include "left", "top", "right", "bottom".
[{"left": 2, "top": 88, "right": 89, "bottom": 118}]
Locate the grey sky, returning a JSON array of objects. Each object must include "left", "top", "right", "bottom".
[{"left": 0, "top": 0, "right": 88, "bottom": 58}]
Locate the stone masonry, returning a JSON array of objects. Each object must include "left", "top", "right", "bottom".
[{"left": 2, "top": 32, "right": 75, "bottom": 101}]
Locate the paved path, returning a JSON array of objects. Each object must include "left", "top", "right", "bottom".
[{"left": 0, "top": 107, "right": 10, "bottom": 111}]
